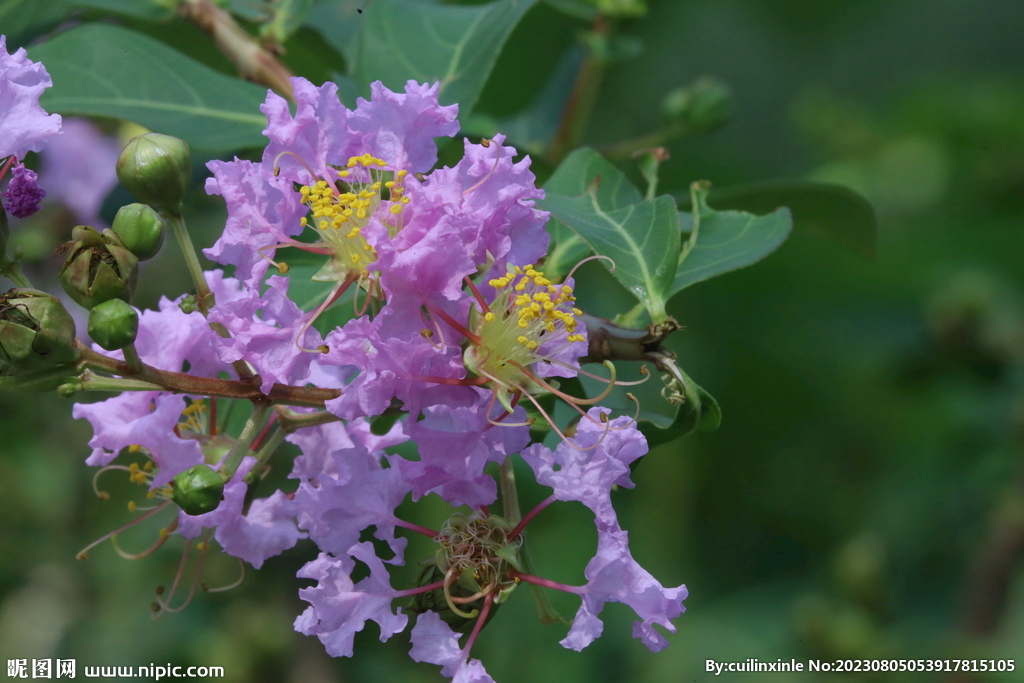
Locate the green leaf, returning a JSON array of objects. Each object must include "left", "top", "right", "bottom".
[
  {"left": 540, "top": 148, "right": 680, "bottom": 322},
  {"left": 354, "top": 0, "right": 539, "bottom": 113},
  {"left": 544, "top": 146, "right": 643, "bottom": 208},
  {"left": 677, "top": 179, "right": 877, "bottom": 259},
  {"left": 28, "top": 24, "right": 269, "bottom": 153},
  {"left": 69, "top": 0, "right": 174, "bottom": 20},
  {"left": 0, "top": 0, "right": 72, "bottom": 46},
  {"left": 671, "top": 182, "right": 792, "bottom": 296}
]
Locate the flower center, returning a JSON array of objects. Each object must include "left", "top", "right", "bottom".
[
  {"left": 464, "top": 264, "right": 584, "bottom": 390},
  {"left": 297, "top": 154, "right": 410, "bottom": 282}
]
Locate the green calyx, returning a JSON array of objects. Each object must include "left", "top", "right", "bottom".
[
  {"left": 407, "top": 513, "right": 521, "bottom": 632},
  {"left": 0, "top": 289, "right": 79, "bottom": 376},
  {"left": 171, "top": 463, "right": 225, "bottom": 516},
  {"left": 58, "top": 225, "right": 139, "bottom": 310},
  {"left": 111, "top": 203, "right": 166, "bottom": 260},
  {"left": 116, "top": 133, "right": 192, "bottom": 213},
  {"left": 88, "top": 299, "right": 139, "bottom": 351}
]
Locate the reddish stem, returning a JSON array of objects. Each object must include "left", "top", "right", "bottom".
[
  {"left": 509, "top": 570, "right": 585, "bottom": 595},
  {"left": 509, "top": 494, "right": 556, "bottom": 541},
  {"left": 394, "top": 517, "right": 439, "bottom": 539}
]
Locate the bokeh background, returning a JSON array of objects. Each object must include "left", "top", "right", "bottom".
[{"left": 2, "top": 0, "right": 1024, "bottom": 681}]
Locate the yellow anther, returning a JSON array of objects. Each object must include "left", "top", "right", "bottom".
[
  {"left": 129, "top": 462, "right": 139, "bottom": 474},
  {"left": 277, "top": 262, "right": 290, "bottom": 274},
  {"left": 390, "top": 205, "right": 402, "bottom": 214},
  {"left": 143, "top": 461, "right": 154, "bottom": 472},
  {"left": 127, "top": 501, "right": 136, "bottom": 513},
  {"left": 159, "top": 528, "right": 170, "bottom": 540},
  {"left": 146, "top": 490, "right": 156, "bottom": 499},
  {"left": 484, "top": 312, "right": 495, "bottom": 322},
  {"left": 129, "top": 444, "right": 141, "bottom": 453}
]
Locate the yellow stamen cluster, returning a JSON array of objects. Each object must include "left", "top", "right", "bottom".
[
  {"left": 296, "top": 155, "right": 410, "bottom": 276},
  {"left": 178, "top": 401, "right": 207, "bottom": 436},
  {"left": 488, "top": 264, "right": 585, "bottom": 350}
]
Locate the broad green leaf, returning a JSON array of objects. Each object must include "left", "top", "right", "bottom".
[
  {"left": 677, "top": 179, "right": 877, "bottom": 258},
  {"left": 305, "top": 0, "right": 364, "bottom": 65},
  {"left": 542, "top": 218, "right": 591, "bottom": 281},
  {"left": 69, "top": 0, "right": 174, "bottom": 20},
  {"left": 540, "top": 148, "right": 679, "bottom": 322},
  {"left": 28, "top": 25, "right": 269, "bottom": 153},
  {"left": 671, "top": 183, "right": 792, "bottom": 296},
  {"left": 354, "top": 0, "right": 539, "bottom": 113},
  {"left": 0, "top": 0, "right": 71, "bottom": 46},
  {"left": 544, "top": 146, "right": 643, "bottom": 208}
]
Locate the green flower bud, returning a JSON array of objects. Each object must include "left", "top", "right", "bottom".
[
  {"left": 663, "top": 77, "right": 734, "bottom": 134},
  {"left": 171, "top": 464, "right": 225, "bottom": 516},
  {"left": 111, "top": 203, "right": 166, "bottom": 260},
  {"left": 116, "top": 133, "right": 192, "bottom": 212},
  {"left": 0, "top": 289, "right": 79, "bottom": 376},
  {"left": 58, "top": 225, "right": 139, "bottom": 310},
  {"left": 87, "top": 299, "right": 139, "bottom": 351}
]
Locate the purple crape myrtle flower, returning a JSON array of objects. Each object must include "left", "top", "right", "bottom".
[
  {"left": 39, "top": 117, "right": 122, "bottom": 226},
  {"left": 0, "top": 35, "right": 62, "bottom": 161},
  {"left": 2, "top": 162, "right": 45, "bottom": 217},
  {"left": 294, "top": 542, "right": 411, "bottom": 658},
  {"left": 204, "top": 78, "right": 459, "bottom": 299},
  {"left": 177, "top": 457, "right": 304, "bottom": 569},
  {"left": 520, "top": 409, "right": 688, "bottom": 652}
]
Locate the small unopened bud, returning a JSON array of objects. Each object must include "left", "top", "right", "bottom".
[
  {"left": 88, "top": 299, "right": 139, "bottom": 351},
  {"left": 116, "top": 133, "right": 191, "bottom": 212},
  {"left": 663, "top": 77, "right": 734, "bottom": 134},
  {"left": 111, "top": 203, "right": 166, "bottom": 260},
  {"left": 171, "top": 464, "right": 225, "bottom": 516},
  {"left": 58, "top": 225, "right": 139, "bottom": 309},
  {"left": 0, "top": 289, "right": 79, "bottom": 375}
]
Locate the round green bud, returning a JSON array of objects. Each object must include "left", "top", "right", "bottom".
[
  {"left": 58, "top": 225, "right": 139, "bottom": 310},
  {"left": 116, "top": 133, "right": 192, "bottom": 212},
  {"left": 87, "top": 299, "right": 139, "bottom": 351},
  {"left": 0, "top": 289, "right": 79, "bottom": 376},
  {"left": 171, "top": 464, "right": 225, "bottom": 516},
  {"left": 663, "top": 77, "right": 735, "bottom": 134},
  {"left": 111, "top": 203, "right": 166, "bottom": 260}
]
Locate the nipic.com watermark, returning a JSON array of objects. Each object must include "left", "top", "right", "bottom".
[{"left": 7, "top": 660, "right": 225, "bottom": 679}]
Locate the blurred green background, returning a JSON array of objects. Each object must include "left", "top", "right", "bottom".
[{"left": 2, "top": 0, "right": 1024, "bottom": 681}]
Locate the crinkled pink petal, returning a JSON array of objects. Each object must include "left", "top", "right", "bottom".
[
  {"left": 294, "top": 447, "right": 411, "bottom": 561},
  {"left": 349, "top": 80, "right": 459, "bottom": 173},
  {"left": 409, "top": 611, "right": 495, "bottom": 683},
  {"left": 72, "top": 392, "right": 204, "bottom": 487},
  {"left": 294, "top": 543, "right": 409, "bottom": 658},
  {"left": 0, "top": 35, "right": 62, "bottom": 160},
  {"left": 562, "top": 525, "right": 687, "bottom": 653}
]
